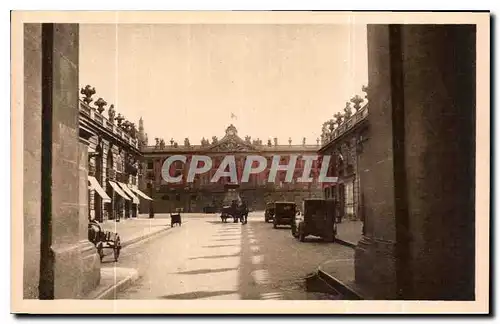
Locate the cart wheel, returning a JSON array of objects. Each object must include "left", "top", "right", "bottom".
[
  {"left": 97, "top": 243, "right": 104, "bottom": 262},
  {"left": 273, "top": 222, "right": 277, "bottom": 229},
  {"left": 113, "top": 235, "right": 121, "bottom": 262}
]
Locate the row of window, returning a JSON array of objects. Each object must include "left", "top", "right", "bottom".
[{"left": 146, "top": 157, "right": 324, "bottom": 171}]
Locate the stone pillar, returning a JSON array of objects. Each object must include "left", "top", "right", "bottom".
[
  {"left": 399, "top": 25, "right": 476, "bottom": 300},
  {"left": 37, "top": 23, "right": 100, "bottom": 299},
  {"left": 23, "top": 23, "right": 42, "bottom": 299},
  {"left": 355, "top": 24, "right": 476, "bottom": 300},
  {"left": 354, "top": 25, "right": 400, "bottom": 299}
]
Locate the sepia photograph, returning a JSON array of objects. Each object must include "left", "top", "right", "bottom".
[{"left": 10, "top": 10, "right": 490, "bottom": 314}]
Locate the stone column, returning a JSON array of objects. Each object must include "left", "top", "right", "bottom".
[
  {"left": 355, "top": 24, "right": 476, "bottom": 300},
  {"left": 354, "top": 25, "right": 399, "bottom": 299},
  {"left": 399, "top": 25, "right": 476, "bottom": 300},
  {"left": 37, "top": 23, "right": 100, "bottom": 299}
]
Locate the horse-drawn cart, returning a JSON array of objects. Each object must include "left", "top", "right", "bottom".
[
  {"left": 220, "top": 203, "right": 248, "bottom": 224},
  {"left": 88, "top": 219, "right": 121, "bottom": 262},
  {"left": 170, "top": 208, "right": 183, "bottom": 227},
  {"left": 220, "top": 205, "right": 238, "bottom": 223}
]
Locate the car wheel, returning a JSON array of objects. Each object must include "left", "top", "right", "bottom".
[{"left": 324, "top": 234, "right": 335, "bottom": 243}]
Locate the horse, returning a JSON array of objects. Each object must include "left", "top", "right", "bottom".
[{"left": 220, "top": 204, "right": 243, "bottom": 223}]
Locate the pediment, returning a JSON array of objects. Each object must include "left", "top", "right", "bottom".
[{"left": 208, "top": 135, "right": 257, "bottom": 152}]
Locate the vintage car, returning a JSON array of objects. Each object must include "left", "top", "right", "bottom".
[
  {"left": 273, "top": 201, "right": 296, "bottom": 229},
  {"left": 264, "top": 202, "right": 275, "bottom": 223},
  {"left": 294, "top": 198, "right": 337, "bottom": 242}
]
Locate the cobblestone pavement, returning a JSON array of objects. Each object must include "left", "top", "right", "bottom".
[{"left": 108, "top": 212, "right": 353, "bottom": 300}]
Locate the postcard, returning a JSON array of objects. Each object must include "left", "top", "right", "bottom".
[{"left": 11, "top": 10, "right": 490, "bottom": 314}]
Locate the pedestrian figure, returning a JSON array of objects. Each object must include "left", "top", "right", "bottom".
[
  {"left": 241, "top": 201, "right": 249, "bottom": 225},
  {"left": 231, "top": 200, "right": 239, "bottom": 223}
]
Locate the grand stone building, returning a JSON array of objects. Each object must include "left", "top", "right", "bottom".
[
  {"left": 138, "top": 124, "right": 323, "bottom": 213},
  {"left": 79, "top": 86, "right": 152, "bottom": 223},
  {"left": 318, "top": 89, "right": 369, "bottom": 223}
]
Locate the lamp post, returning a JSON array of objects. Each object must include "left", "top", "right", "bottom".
[{"left": 148, "top": 180, "right": 155, "bottom": 218}]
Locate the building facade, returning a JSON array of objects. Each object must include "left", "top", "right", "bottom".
[
  {"left": 79, "top": 86, "right": 152, "bottom": 223},
  {"left": 139, "top": 124, "right": 323, "bottom": 213},
  {"left": 318, "top": 90, "right": 369, "bottom": 223}
]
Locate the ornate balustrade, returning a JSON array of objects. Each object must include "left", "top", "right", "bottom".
[
  {"left": 79, "top": 85, "right": 139, "bottom": 149},
  {"left": 324, "top": 104, "right": 368, "bottom": 146},
  {"left": 79, "top": 99, "right": 139, "bottom": 149}
]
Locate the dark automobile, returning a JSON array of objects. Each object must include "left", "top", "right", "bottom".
[
  {"left": 264, "top": 202, "right": 275, "bottom": 223},
  {"left": 295, "top": 198, "right": 336, "bottom": 242},
  {"left": 273, "top": 202, "right": 296, "bottom": 229}
]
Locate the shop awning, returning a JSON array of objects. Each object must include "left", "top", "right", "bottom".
[
  {"left": 117, "top": 182, "right": 140, "bottom": 204},
  {"left": 130, "top": 187, "right": 153, "bottom": 201},
  {"left": 108, "top": 181, "right": 131, "bottom": 200},
  {"left": 88, "top": 176, "right": 111, "bottom": 203}
]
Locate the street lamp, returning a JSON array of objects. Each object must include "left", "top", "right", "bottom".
[{"left": 148, "top": 179, "right": 155, "bottom": 218}]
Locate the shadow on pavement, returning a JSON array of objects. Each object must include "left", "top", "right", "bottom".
[
  {"left": 202, "top": 244, "right": 238, "bottom": 248},
  {"left": 237, "top": 219, "right": 343, "bottom": 300},
  {"left": 216, "top": 233, "right": 242, "bottom": 236},
  {"left": 189, "top": 252, "right": 241, "bottom": 260},
  {"left": 159, "top": 290, "right": 237, "bottom": 299},
  {"left": 176, "top": 267, "right": 238, "bottom": 275}
]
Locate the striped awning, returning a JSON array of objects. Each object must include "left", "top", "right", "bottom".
[
  {"left": 108, "top": 181, "right": 131, "bottom": 200},
  {"left": 88, "top": 176, "right": 111, "bottom": 203},
  {"left": 117, "top": 182, "right": 140, "bottom": 204},
  {"left": 130, "top": 187, "right": 153, "bottom": 201}
]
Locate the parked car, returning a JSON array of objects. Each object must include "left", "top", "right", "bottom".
[
  {"left": 295, "top": 198, "right": 336, "bottom": 242},
  {"left": 273, "top": 201, "right": 296, "bottom": 229},
  {"left": 264, "top": 202, "right": 275, "bottom": 223}
]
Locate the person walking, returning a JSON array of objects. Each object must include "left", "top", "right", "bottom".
[
  {"left": 231, "top": 200, "right": 239, "bottom": 223},
  {"left": 241, "top": 201, "right": 249, "bottom": 225}
]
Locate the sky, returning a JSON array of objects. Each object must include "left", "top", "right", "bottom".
[{"left": 79, "top": 23, "right": 368, "bottom": 146}]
